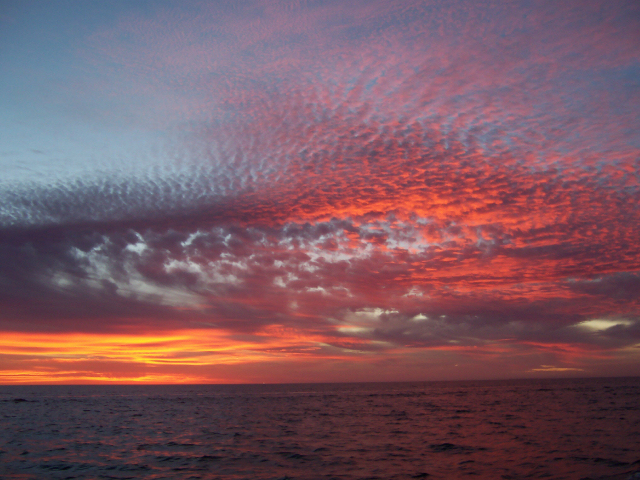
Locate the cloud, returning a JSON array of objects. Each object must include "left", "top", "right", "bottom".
[
  {"left": 1, "top": 0, "right": 639, "bottom": 381},
  {"left": 529, "top": 365, "right": 584, "bottom": 373}
]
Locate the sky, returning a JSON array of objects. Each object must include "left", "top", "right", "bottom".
[{"left": 1, "top": 0, "right": 639, "bottom": 384}]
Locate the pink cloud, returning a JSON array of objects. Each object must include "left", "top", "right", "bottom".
[{"left": 1, "top": 0, "right": 639, "bottom": 382}]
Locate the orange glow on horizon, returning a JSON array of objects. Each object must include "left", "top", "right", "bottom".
[
  {"left": 1, "top": 327, "right": 629, "bottom": 384},
  {"left": 0, "top": 327, "right": 377, "bottom": 384}
]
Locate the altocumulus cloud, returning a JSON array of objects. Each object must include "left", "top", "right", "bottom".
[{"left": 0, "top": 0, "right": 639, "bottom": 382}]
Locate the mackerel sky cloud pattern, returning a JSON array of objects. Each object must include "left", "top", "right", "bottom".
[{"left": 0, "top": 0, "right": 639, "bottom": 383}]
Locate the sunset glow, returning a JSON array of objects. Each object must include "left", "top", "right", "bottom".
[{"left": 1, "top": 0, "right": 639, "bottom": 383}]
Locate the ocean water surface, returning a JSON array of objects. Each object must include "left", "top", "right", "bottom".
[{"left": 1, "top": 377, "right": 639, "bottom": 480}]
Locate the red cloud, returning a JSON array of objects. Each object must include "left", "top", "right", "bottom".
[{"left": 1, "top": 0, "right": 639, "bottom": 382}]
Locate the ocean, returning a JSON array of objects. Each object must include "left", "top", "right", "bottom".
[{"left": 1, "top": 377, "right": 638, "bottom": 480}]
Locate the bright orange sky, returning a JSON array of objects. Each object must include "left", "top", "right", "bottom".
[{"left": 1, "top": 0, "right": 639, "bottom": 383}]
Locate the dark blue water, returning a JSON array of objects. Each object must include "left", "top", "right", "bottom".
[{"left": 1, "top": 378, "right": 639, "bottom": 479}]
